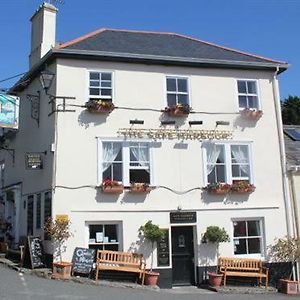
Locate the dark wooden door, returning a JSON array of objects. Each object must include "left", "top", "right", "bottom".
[{"left": 171, "top": 226, "right": 195, "bottom": 285}]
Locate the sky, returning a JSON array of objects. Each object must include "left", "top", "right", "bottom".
[{"left": 0, "top": 0, "right": 299, "bottom": 99}]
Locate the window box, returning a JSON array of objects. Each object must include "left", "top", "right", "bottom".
[
  {"left": 231, "top": 180, "right": 255, "bottom": 194},
  {"left": 164, "top": 104, "right": 191, "bottom": 117},
  {"left": 86, "top": 99, "right": 114, "bottom": 113},
  {"left": 241, "top": 108, "right": 263, "bottom": 120},
  {"left": 130, "top": 183, "right": 152, "bottom": 193},
  {"left": 204, "top": 183, "right": 231, "bottom": 195},
  {"left": 101, "top": 179, "right": 124, "bottom": 194}
]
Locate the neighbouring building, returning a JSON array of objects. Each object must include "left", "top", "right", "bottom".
[{"left": 0, "top": 3, "right": 294, "bottom": 287}]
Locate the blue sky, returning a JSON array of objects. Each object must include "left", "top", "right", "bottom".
[{"left": 0, "top": 0, "right": 299, "bottom": 99}]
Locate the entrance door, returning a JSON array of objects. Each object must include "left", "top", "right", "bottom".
[{"left": 171, "top": 226, "right": 195, "bottom": 285}]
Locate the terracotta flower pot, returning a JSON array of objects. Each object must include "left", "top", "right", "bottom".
[
  {"left": 88, "top": 106, "right": 114, "bottom": 113},
  {"left": 208, "top": 272, "right": 223, "bottom": 287},
  {"left": 102, "top": 185, "right": 124, "bottom": 194},
  {"left": 279, "top": 279, "right": 298, "bottom": 294},
  {"left": 52, "top": 262, "right": 73, "bottom": 279},
  {"left": 145, "top": 271, "right": 160, "bottom": 286},
  {"left": 130, "top": 186, "right": 152, "bottom": 193},
  {"left": 208, "top": 188, "right": 230, "bottom": 195}
]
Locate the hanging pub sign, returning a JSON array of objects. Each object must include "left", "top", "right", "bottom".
[
  {"left": 170, "top": 211, "right": 197, "bottom": 224},
  {"left": 25, "top": 153, "right": 43, "bottom": 169},
  {"left": 0, "top": 93, "right": 19, "bottom": 128}
]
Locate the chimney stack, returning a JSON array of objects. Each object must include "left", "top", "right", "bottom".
[{"left": 29, "top": 2, "right": 58, "bottom": 68}]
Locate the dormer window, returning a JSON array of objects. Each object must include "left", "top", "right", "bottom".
[{"left": 89, "top": 72, "right": 112, "bottom": 100}]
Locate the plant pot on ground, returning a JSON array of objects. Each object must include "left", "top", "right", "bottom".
[
  {"left": 139, "top": 221, "right": 165, "bottom": 286},
  {"left": 268, "top": 237, "right": 300, "bottom": 294},
  {"left": 44, "top": 218, "right": 73, "bottom": 279},
  {"left": 202, "top": 226, "right": 230, "bottom": 287}
]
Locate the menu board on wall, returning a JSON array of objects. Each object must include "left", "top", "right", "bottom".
[{"left": 157, "top": 229, "right": 170, "bottom": 267}]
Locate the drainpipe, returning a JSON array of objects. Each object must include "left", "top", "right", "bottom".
[{"left": 272, "top": 66, "right": 296, "bottom": 280}]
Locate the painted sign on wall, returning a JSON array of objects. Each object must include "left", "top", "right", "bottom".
[{"left": 0, "top": 93, "right": 19, "bottom": 128}]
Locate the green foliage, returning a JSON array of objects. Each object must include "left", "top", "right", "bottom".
[
  {"left": 202, "top": 226, "right": 230, "bottom": 244},
  {"left": 139, "top": 221, "right": 164, "bottom": 244},
  {"left": 282, "top": 96, "right": 300, "bottom": 125}
]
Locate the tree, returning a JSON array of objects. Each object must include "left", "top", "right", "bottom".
[{"left": 281, "top": 96, "right": 300, "bottom": 125}]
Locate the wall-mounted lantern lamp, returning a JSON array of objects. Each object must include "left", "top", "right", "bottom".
[{"left": 39, "top": 69, "right": 55, "bottom": 95}]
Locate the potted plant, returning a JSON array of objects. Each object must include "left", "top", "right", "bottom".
[
  {"left": 202, "top": 226, "right": 230, "bottom": 287},
  {"left": 164, "top": 103, "right": 191, "bottom": 117},
  {"left": 44, "top": 218, "right": 73, "bottom": 279},
  {"left": 85, "top": 99, "right": 114, "bottom": 113},
  {"left": 268, "top": 237, "right": 300, "bottom": 294},
  {"left": 130, "top": 182, "right": 152, "bottom": 193},
  {"left": 241, "top": 108, "right": 263, "bottom": 120},
  {"left": 138, "top": 221, "right": 164, "bottom": 286},
  {"left": 101, "top": 178, "right": 124, "bottom": 194},
  {"left": 204, "top": 182, "right": 231, "bottom": 195},
  {"left": 231, "top": 180, "right": 255, "bottom": 194}
]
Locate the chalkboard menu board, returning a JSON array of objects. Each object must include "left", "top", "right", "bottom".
[
  {"left": 72, "top": 247, "right": 95, "bottom": 275},
  {"left": 22, "top": 236, "right": 45, "bottom": 269},
  {"left": 157, "top": 229, "right": 170, "bottom": 267}
]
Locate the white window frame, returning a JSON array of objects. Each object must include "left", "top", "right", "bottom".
[
  {"left": 202, "top": 141, "right": 254, "bottom": 186},
  {"left": 165, "top": 75, "right": 191, "bottom": 107},
  {"left": 232, "top": 218, "right": 265, "bottom": 259},
  {"left": 97, "top": 138, "right": 154, "bottom": 186},
  {"left": 87, "top": 70, "right": 114, "bottom": 102},
  {"left": 236, "top": 79, "right": 261, "bottom": 111}
]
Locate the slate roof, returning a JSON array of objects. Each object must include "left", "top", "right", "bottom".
[
  {"left": 58, "top": 28, "right": 285, "bottom": 66},
  {"left": 284, "top": 125, "right": 300, "bottom": 166}
]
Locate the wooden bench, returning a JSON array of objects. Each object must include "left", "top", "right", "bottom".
[
  {"left": 95, "top": 250, "right": 146, "bottom": 285},
  {"left": 218, "top": 257, "right": 269, "bottom": 288}
]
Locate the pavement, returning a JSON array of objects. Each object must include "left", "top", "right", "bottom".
[{"left": 0, "top": 255, "right": 295, "bottom": 300}]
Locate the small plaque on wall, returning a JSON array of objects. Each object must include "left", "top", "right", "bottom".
[
  {"left": 170, "top": 211, "right": 197, "bottom": 223},
  {"left": 25, "top": 153, "right": 43, "bottom": 169}
]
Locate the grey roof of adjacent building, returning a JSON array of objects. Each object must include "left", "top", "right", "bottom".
[{"left": 284, "top": 125, "right": 300, "bottom": 166}]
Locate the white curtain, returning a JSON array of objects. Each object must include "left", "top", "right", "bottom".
[
  {"left": 102, "top": 142, "right": 122, "bottom": 172},
  {"left": 205, "top": 143, "right": 221, "bottom": 175},
  {"left": 131, "top": 144, "right": 150, "bottom": 173},
  {"left": 231, "top": 145, "right": 249, "bottom": 176}
]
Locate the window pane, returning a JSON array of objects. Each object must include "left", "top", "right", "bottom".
[
  {"left": 167, "top": 78, "right": 176, "bottom": 92},
  {"left": 90, "top": 72, "right": 100, "bottom": 80},
  {"left": 90, "top": 81, "right": 100, "bottom": 87},
  {"left": 130, "top": 169, "right": 150, "bottom": 183},
  {"left": 248, "top": 238, "right": 261, "bottom": 253},
  {"left": 167, "top": 94, "right": 177, "bottom": 107},
  {"left": 101, "top": 73, "right": 111, "bottom": 81},
  {"left": 232, "top": 165, "right": 240, "bottom": 177},
  {"left": 247, "top": 221, "right": 260, "bottom": 236},
  {"left": 238, "top": 81, "right": 247, "bottom": 93},
  {"left": 177, "top": 79, "right": 188, "bottom": 92},
  {"left": 101, "top": 89, "right": 112, "bottom": 96},
  {"left": 103, "top": 165, "right": 112, "bottom": 181},
  {"left": 239, "top": 96, "right": 247, "bottom": 108},
  {"left": 208, "top": 168, "right": 217, "bottom": 184},
  {"left": 233, "top": 221, "right": 246, "bottom": 237},
  {"left": 216, "top": 146, "right": 225, "bottom": 163},
  {"left": 248, "top": 96, "right": 258, "bottom": 109},
  {"left": 89, "top": 225, "right": 103, "bottom": 239},
  {"left": 247, "top": 81, "right": 257, "bottom": 94},
  {"left": 234, "top": 238, "right": 247, "bottom": 254},
  {"left": 90, "top": 88, "right": 99, "bottom": 96},
  {"left": 101, "top": 81, "right": 111, "bottom": 88},
  {"left": 216, "top": 165, "right": 225, "bottom": 182},
  {"left": 112, "top": 163, "right": 122, "bottom": 181},
  {"left": 178, "top": 94, "right": 189, "bottom": 105},
  {"left": 105, "top": 225, "right": 118, "bottom": 242}
]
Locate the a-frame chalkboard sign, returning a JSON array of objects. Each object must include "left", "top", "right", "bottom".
[{"left": 21, "top": 236, "right": 45, "bottom": 269}]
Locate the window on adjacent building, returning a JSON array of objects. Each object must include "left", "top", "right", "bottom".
[
  {"left": 166, "top": 77, "right": 189, "bottom": 107},
  {"left": 89, "top": 72, "right": 112, "bottom": 100},
  {"left": 88, "top": 224, "right": 119, "bottom": 251},
  {"left": 237, "top": 80, "right": 259, "bottom": 110},
  {"left": 101, "top": 141, "right": 151, "bottom": 185},
  {"left": 205, "top": 143, "right": 251, "bottom": 184},
  {"left": 233, "top": 219, "right": 263, "bottom": 255}
]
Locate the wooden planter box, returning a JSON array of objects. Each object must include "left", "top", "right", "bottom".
[
  {"left": 231, "top": 187, "right": 255, "bottom": 194},
  {"left": 207, "top": 188, "right": 230, "bottom": 195},
  {"left": 166, "top": 109, "right": 189, "bottom": 117},
  {"left": 242, "top": 109, "right": 263, "bottom": 120},
  {"left": 52, "top": 262, "right": 73, "bottom": 280},
  {"left": 130, "top": 186, "right": 152, "bottom": 193},
  {"left": 279, "top": 279, "right": 298, "bottom": 295},
  {"left": 102, "top": 185, "right": 124, "bottom": 194},
  {"left": 87, "top": 106, "right": 114, "bottom": 114}
]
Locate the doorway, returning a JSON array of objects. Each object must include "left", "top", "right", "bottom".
[{"left": 171, "top": 226, "right": 195, "bottom": 285}]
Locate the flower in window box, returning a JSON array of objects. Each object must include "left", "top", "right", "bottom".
[
  {"left": 204, "top": 182, "right": 232, "bottom": 195},
  {"left": 130, "top": 182, "right": 152, "bottom": 193},
  {"left": 101, "top": 178, "right": 124, "bottom": 194},
  {"left": 231, "top": 180, "right": 255, "bottom": 194},
  {"left": 85, "top": 99, "right": 114, "bottom": 113},
  {"left": 241, "top": 108, "right": 263, "bottom": 120},
  {"left": 164, "top": 104, "right": 191, "bottom": 117}
]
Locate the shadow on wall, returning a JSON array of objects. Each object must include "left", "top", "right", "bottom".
[
  {"left": 233, "top": 114, "right": 260, "bottom": 131},
  {"left": 201, "top": 191, "right": 250, "bottom": 205},
  {"left": 78, "top": 110, "right": 110, "bottom": 128},
  {"left": 159, "top": 113, "right": 187, "bottom": 127},
  {"left": 127, "top": 235, "right": 152, "bottom": 263}
]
